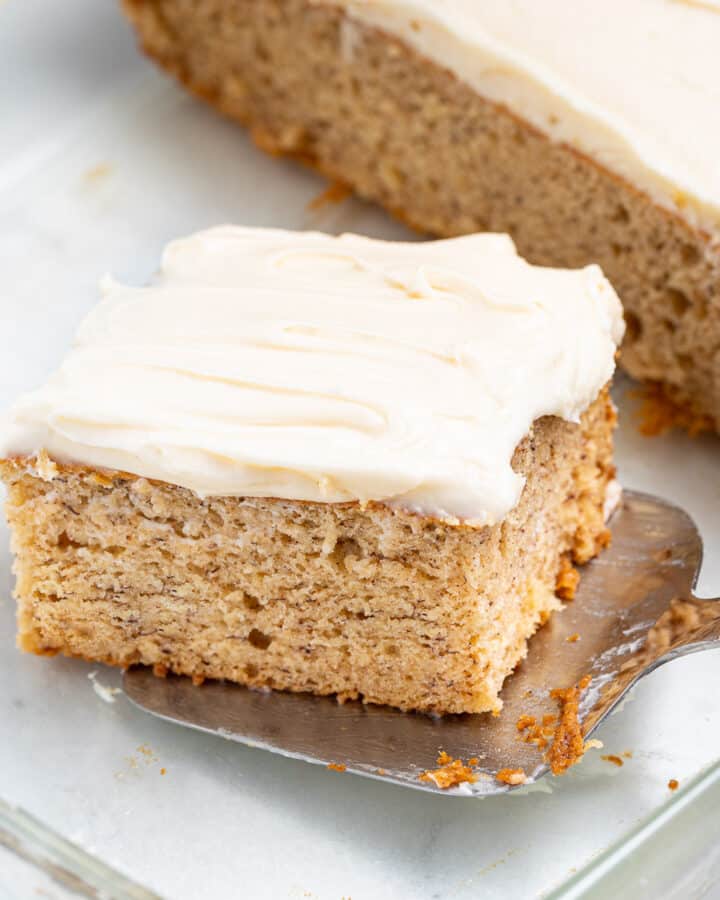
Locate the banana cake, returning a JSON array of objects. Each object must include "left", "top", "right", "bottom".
[
  {"left": 0, "top": 227, "right": 623, "bottom": 714},
  {"left": 122, "top": 0, "right": 720, "bottom": 432}
]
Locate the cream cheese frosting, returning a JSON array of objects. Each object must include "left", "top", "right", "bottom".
[
  {"left": 0, "top": 226, "right": 623, "bottom": 525},
  {"left": 322, "top": 0, "right": 720, "bottom": 234}
]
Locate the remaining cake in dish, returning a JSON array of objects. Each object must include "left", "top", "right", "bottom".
[
  {"left": 122, "top": 0, "right": 720, "bottom": 432},
  {"left": 0, "top": 227, "right": 622, "bottom": 714}
]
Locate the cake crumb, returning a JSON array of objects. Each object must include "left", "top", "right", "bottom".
[
  {"left": 555, "top": 557, "right": 580, "bottom": 601},
  {"left": 634, "top": 383, "right": 713, "bottom": 437},
  {"left": 327, "top": 763, "right": 347, "bottom": 772},
  {"left": 153, "top": 663, "right": 169, "bottom": 678},
  {"left": 160, "top": 768, "right": 167, "bottom": 775},
  {"left": 419, "top": 752, "right": 478, "bottom": 789},
  {"left": 668, "top": 778, "right": 679, "bottom": 791},
  {"left": 623, "top": 751, "right": 633, "bottom": 759},
  {"left": 495, "top": 768, "right": 527, "bottom": 786},
  {"left": 596, "top": 528, "right": 612, "bottom": 551},
  {"left": 308, "top": 180, "right": 352, "bottom": 211},
  {"left": 191, "top": 673, "right": 205, "bottom": 686},
  {"left": 566, "top": 633, "right": 580, "bottom": 643},
  {"left": 509, "top": 678, "right": 597, "bottom": 771},
  {"left": 547, "top": 675, "right": 592, "bottom": 775},
  {"left": 375, "top": 768, "right": 387, "bottom": 776},
  {"left": 602, "top": 754, "right": 624, "bottom": 767},
  {"left": 84, "top": 162, "right": 113, "bottom": 183},
  {"left": 517, "top": 712, "right": 557, "bottom": 751}
]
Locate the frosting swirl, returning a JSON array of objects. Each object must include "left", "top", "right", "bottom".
[{"left": 0, "top": 227, "right": 623, "bottom": 524}]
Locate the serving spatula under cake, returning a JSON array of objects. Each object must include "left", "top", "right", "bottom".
[{"left": 123, "top": 490, "right": 720, "bottom": 796}]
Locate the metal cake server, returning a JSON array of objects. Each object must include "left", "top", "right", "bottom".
[{"left": 123, "top": 490, "right": 720, "bottom": 796}]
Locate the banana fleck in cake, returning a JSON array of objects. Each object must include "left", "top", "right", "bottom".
[
  {"left": 122, "top": 0, "right": 720, "bottom": 432},
  {"left": 0, "top": 227, "right": 623, "bottom": 714}
]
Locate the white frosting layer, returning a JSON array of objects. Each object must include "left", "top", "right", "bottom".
[
  {"left": 324, "top": 0, "right": 720, "bottom": 234},
  {"left": 1, "top": 227, "right": 623, "bottom": 525}
]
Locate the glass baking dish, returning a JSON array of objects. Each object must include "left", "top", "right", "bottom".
[{"left": 1, "top": 2, "right": 718, "bottom": 897}]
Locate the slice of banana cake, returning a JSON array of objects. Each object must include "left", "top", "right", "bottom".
[{"left": 0, "top": 226, "right": 623, "bottom": 714}]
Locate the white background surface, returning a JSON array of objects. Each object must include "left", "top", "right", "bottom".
[{"left": 1, "top": 2, "right": 719, "bottom": 897}]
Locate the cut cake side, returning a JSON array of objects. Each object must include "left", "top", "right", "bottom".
[{"left": 0, "top": 390, "right": 615, "bottom": 715}]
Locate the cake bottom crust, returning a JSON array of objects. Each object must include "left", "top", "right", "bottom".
[{"left": 1, "top": 392, "right": 615, "bottom": 715}]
